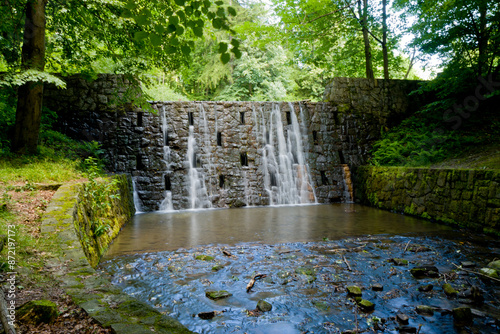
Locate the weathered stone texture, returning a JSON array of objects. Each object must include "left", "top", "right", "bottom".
[
  {"left": 354, "top": 167, "right": 500, "bottom": 235},
  {"left": 45, "top": 75, "right": 422, "bottom": 211}
]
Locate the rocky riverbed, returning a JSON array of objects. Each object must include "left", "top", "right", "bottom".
[{"left": 100, "top": 231, "right": 500, "bottom": 333}]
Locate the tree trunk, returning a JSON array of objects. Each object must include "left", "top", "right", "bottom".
[
  {"left": 358, "top": 0, "right": 374, "bottom": 80},
  {"left": 477, "top": 1, "right": 488, "bottom": 76},
  {"left": 13, "top": 0, "right": 47, "bottom": 154},
  {"left": 382, "top": 0, "right": 389, "bottom": 79}
]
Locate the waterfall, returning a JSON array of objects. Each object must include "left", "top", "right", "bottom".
[
  {"left": 186, "top": 124, "right": 212, "bottom": 210},
  {"left": 132, "top": 177, "right": 143, "bottom": 213},
  {"left": 159, "top": 106, "right": 174, "bottom": 211},
  {"left": 261, "top": 103, "right": 317, "bottom": 205}
]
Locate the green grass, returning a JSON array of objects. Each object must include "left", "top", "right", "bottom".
[{"left": 0, "top": 156, "right": 81, "bottom": 184}]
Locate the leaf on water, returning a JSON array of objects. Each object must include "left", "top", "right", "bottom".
[{"left": 221, "top": 52, "right": 230, "bottom": 64}]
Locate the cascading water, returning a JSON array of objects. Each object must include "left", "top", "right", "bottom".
[
  {"left": 159, "top": 106, "right": 174, "bottom": 211},
  {"left": 186, "top": 122, "right": 212, "bottom": 210},
  {"left": 341, "top": 164, "right": 354, "bottom": 203},
  {"left": 261, "top": 103, "right": 317, "bottom": 205},
  {"left": 132, "top": 177, "right": 143, "bottom": 213}
]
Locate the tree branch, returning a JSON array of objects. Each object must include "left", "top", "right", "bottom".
[{"left": 302, "top": 2, "right": 354, "bottom": 25}]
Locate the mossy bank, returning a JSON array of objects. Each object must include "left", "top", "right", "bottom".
[
  {"left": 354, "top": 166, "right": 500, "bottom": 235},
  {"left": 41, "top": 175, "right": 192, "bottom": 333}
]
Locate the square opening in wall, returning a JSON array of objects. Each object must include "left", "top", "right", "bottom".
[
  {"left": 240, "top": 112, "right": 245, "bottom": 125},
  {"left": 240, "top": 152, "right": 248, "bottom": 166},
  {"left": 286, "top": 111, "right": 292, "bottom": 125},
  {"left": 188, "top": 112, "right": 194, "bottom": 126},
  {"left": 137, "top": 112, "right": 143, "bottom": 127},
  {"left": 219, "top": 175, "right": 225, "bottom": 188},
  {"left": 312, "top": 131, "right": 318, "bottom": 144},
  {"left": 321, "top": 171, "right": 329, "bottom": 185},
  {"left": 217, "top": 132, "right": 222, "bottom": 146},
  {"left": 164, "top": 175, "right": 172, "bottom": 191},
  {"left": 338, "top": 150, "right": 346, "bottom": 164},
  {"left": 270, "top": 172, "right": 278, "bottom": 187},
  {"left": 136, "top": 155, "right": 145, "bottom": 170}
]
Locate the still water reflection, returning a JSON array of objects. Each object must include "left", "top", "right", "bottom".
[{"left": 104, "top": 204, "right": 452, "bottom": 259}]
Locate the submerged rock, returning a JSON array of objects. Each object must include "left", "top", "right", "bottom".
[
  {"left": 371, "top": 283, "right": 383, "bottom": 291},
  {"left": 257, "top": 300, "right": 272, "bottom": 312},
  {"left": 453, "top": 307, "right": 473, "bottom": 326},
  {"left": 410, "top": 266, "right": 439, "bottom": 278},
  {"left": 418, "top": 284, "right": 433, "bottom": 292},
  {"left": 443, "top": 283, "right": 458, "bottom": 297},
  {"left": 196, "top": 254, "right": 215, "bottom": 261},
  {"left": 416, "top": 305, "right": 434, "bottom": 316},
  {"left": 390, "top": 258, "right": 409, "bottom": 266},
  {"left": 18, "top": 300, "right": 58, "bottom": 325},
  {"left": 396, "top": 313, "right": 409, "bottom": 324},
  {"left": 205, "top": 290, "right": 232, "bottom": 300}
]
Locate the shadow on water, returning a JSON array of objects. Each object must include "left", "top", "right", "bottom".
[{"left": 99, "top": 205, "right": 500, "bottom": 333}]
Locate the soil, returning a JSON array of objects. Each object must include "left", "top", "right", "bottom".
[{"left": 0, "top": 183, "right": 112, "bottom": 334}]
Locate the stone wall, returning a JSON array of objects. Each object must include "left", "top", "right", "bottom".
[
  {"left": 44, "top": 75, "right": 422, "bottom": 211},
  {"left": 353, "top": 166, "right": 500, "bottom": 235}
]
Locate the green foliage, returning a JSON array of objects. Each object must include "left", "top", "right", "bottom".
[{"left": 82, "top": 157, "right": 119, "bottom": 237}]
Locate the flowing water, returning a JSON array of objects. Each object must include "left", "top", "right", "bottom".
[{"left": 99, "top": 205, "right": 500, "bottom": 334}]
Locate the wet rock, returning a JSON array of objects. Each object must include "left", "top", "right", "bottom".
[
  {"left": 295, "top": 266, "right": 316, "bottom": 276},
  {"left": 418, "top": 284, "right": 433, "bottom": 292},
  {"left": 356, "top": 299, "right": 375, "bottom": 312},
  {"left": 256, "top": 300, "right": 272, "bottom": 312},
  {"left": 443, "top": 283, "right": 458, "bottom": 297},
  {"left": 487, "top": 260, "right": 500, "bottom": 270},
  {"left": 452, "top": 307, "right": 473, "bottom": 326},
  {"left": 211, "top": 264, "right": 224, "bottom": 271},
  {"left": 459, "top": 286, "right": 484, "bottom": 304},
  {"left": 371, "top": 283, "right": 383, "bottom": 291},
  {"left": 346, "top": 285, "right": 362, "bottom": 297},
  {"left": 390, "top": 258, "right": 409, "bottom": 266},
  {"left": 410, "top": 266, "right": 439, "bottom": 278},
  {"left": 408, "top": 245, "right": 431, "bottom": 252},
  {"left": 396, "top": 313, "right": 409, "bottom": 324},
  {"left": 18, "top": 300, "right": 58, "bottom": 325},
  {"left": 416, "top": 305, "right": 434, "bottom": 316},
  {"left": 231, "top": 199, "right": 246, "bottom": 208},
  {"left": 195, "top": 255, "right": 215, "bottom": 261},
  {"left": 461, "top": 261, "right": 475, "bottom": 268},
  {"left": 205, "top": 290, "right": 232, "bottom": 300},
  {"left": 479, "top": 267, "right": 499, "bottom": 278},
  {"left": 397, "top": 325, "right": 417, "bottom": 333},
  {"left": 198, "top": 311, "right": 217, "bottom": 320},
  {"left": 312, "top": 300, "right": 329, "bottom": 311}
]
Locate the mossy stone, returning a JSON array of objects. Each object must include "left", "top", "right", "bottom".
[
  {"left": 487, "top": 260, "right": 500, "bottom": 270},
  {"left": 257, "top": 300, "right": 272, "bottom": 312},
  {"left": 195, "top": 255, "right": 215, "bottom": 261},
  {"left": 479, "top": 267, "right": 499, "bottom": 278},
  {"left": 416, "top": 305, "right": 434, "bottom": 316},
  {"left": 443, "top": 283, "right": 458, "bottom": 297},
  {"left": 211, "top": 264, "right": 224, "bottom": 271},
  {"left": 17, "top": 300, "right": 58, "bottom": 325},
  {"left": 347, "top": 285, "right": 362, "bottom": 296},
  {"left": 205, "top": 290, "right": 232, "bottom": 300},
  {"left": 295, "top": 266, "right": 316, "bottom": 276},
  {"left": 391, "top": 258, "right": 408, "bottom": 266},
  {"left": 357, "top": 299, "right": 375, "bottom": 312},
  {"left": 452, "top": 307, "right": 473, "bottom": 326}
]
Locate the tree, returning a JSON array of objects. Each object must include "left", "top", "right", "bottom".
[
  {"left": 1, "top": 0, "right": 241, "bottom": 154},
  {"left": 273, "top": 0, "right": 404, "bottom": 80}
]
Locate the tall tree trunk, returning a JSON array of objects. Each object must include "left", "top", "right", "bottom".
[
  {"left": 382, "top": 0, "right": 389, "bottom": 79},
  {"left": 13, "top": 0, "right": 47, "bottom": 154},
  {"left": 477, "top": 1, "right": 488, "bottom": 76},
  {"left": 358, "top": 0, "right": 374, "bottom": 80}
]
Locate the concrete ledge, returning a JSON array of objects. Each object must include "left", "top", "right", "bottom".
[{"left": 41, "top": 179, "right": 192, "bottom": 334}]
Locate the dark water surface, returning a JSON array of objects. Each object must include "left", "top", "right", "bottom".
[
  {"left": 103, "top": 204, "right": 452, "bottom": 258},
  {"left": 100, "top": 205, "right": 500, "bottom": 333}
]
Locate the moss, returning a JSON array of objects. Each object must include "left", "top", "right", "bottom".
[{"left": 17, "top": 300, "right": 59, "bottom": 325}]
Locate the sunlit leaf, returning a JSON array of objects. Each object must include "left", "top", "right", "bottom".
[{"left": 220, "top": 52, "right": 230, "bottom": 64}]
